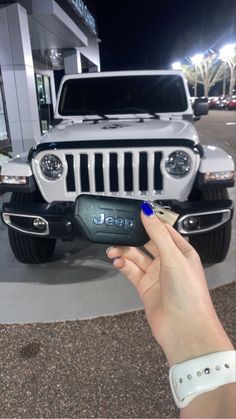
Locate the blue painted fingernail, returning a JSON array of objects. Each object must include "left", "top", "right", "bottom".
[{"left": 141, "top": 201, "right": 154, "bottom": 216}]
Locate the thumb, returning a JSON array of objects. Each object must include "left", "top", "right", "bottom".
[{"left": 140, "top": 210, "right": 182, "bottom": 265}]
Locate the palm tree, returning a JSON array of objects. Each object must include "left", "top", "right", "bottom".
[
  {"left": 181, "top": 51, "right": 226, "bottom": 97},
  {"left": 219, "top": 44, "right": 236, "bottom": 96}
]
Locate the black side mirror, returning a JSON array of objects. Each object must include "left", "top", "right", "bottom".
[{"left": 194, "top": 98, "right": 209, "bottom": 116}]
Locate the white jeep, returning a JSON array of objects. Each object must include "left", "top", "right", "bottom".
[{"left": 0, "top": 70, "right": 234, "bottom": 264}]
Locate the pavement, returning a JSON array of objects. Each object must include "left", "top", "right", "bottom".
[
  {"left": 196, "top": 109, "right": 236, "bottom": 162},
  {"left": 0, "top": 281, "right": 235, "bottom": 418},
  {"left": 0, "top": 182, "right": 235, "bottom": 324}
]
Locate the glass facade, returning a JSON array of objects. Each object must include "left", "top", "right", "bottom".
[
  {"left": 0, "top": 1, "right": 100, "bottom": 156},
  {"left": 0, "top": 81, "right": 8, "bottom": 142},
  {"left": 35, "top": 73, "right": 53, "bottom": 134},
  {"left": 0, "top": 74, "right": 10, "bottom": 155}
]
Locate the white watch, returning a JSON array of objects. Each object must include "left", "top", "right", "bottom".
[{"left": 169, "top": 350, "right": 236, "bottom": 408}]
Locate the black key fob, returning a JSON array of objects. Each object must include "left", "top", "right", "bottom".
[{"left": 74, "top": 194, "right": 149, "bottom": 246}]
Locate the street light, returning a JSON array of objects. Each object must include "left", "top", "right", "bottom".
[
  {"left": 191, "top": 54, "right": 203, "bottom": 97},
  {"left": 191, "top": 54, "right": 204, "bottom": 66},
  {"left": 171, "top": 61, "right": 182, "bottom": 70},
  {"left": 219, "top": 43, "right": 235, "bottom": 60},
  {"left": 219, "top": 43, "right": 236, "bottom": 96}
]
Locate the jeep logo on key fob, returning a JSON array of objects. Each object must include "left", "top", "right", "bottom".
[
  {"left": 93, "top": 213, "right": 135, "bottom": 230},
  {"left": 75, "top": 194, "right": 149, "bottom": 246}
]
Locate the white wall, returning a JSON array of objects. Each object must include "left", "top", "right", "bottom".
[{"left": 0, "top": 3, "right": 41, "bottom": 155}]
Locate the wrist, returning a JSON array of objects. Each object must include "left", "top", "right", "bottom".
[
  {"left": 159, "top": 317, "right": 234, "bottom": 367},
  {"left": 166, "top": 338, "right": 234, "bottom": 368}
]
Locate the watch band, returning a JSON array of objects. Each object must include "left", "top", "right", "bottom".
[{"left": 169, "top": 350, "right": 236, "bottom": 408}]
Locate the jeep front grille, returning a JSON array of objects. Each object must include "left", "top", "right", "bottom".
[{"left": 65, "top": 151, "right": 163, "bottom": 196}]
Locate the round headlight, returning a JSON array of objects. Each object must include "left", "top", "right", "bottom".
[
  {"left": 165, "top": 150, "right": 191, "bottom": 177},
  {"left": 40, "top": 154, "right": 63, "bottom": 180}
]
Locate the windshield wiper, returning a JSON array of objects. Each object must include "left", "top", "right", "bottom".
[
  {"left": 72, "top": 109, "right": 109, "bottom": 120},
  {"left": 70, "top": 107, "right": 161, "bottom": 121},
  {"left": 112, "top": 107, "right": 160, "bottom": 119}
]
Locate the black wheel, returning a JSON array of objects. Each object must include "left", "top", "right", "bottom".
[
  {"left": 189, "top": 188, "right": 231, "bottom": 264},
  {"left": 8, "top": 192, "right": 56, "bottom": 264}
]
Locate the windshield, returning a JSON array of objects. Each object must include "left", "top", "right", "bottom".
[{"left": 58, "top": 75, "right": 188, "bottom": 116}]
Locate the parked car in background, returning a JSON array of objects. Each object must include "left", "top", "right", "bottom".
[
  {"left": 219, "top": 96, "right": 228, "bottom": 109},
  {"left": 208, "top": 96, "right": 228, "bottom": 110},
  {"left": 208, "top": 97, "right": 215, "bottom": 108},
  {"left": 208, "top": 97, "right": 220, "bottom": 109},
  {"left": 227, "top": 95, "right": 236, "bottom": 110}
]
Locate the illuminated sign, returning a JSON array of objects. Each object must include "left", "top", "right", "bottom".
[{"left": 68, "top": 0, "right": 97, "bottom": 35}]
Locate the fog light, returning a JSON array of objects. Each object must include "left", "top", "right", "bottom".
[
  {"left": 33, "top": 218, "right": 47, "bottom": 232},
  {"left": 182, "top": 216, "right": 200, "bottom": 231}
]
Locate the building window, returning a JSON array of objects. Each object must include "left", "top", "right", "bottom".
[
  {"left": 35, "top": 73, "right": 54, "bottom": 134},
  {"left": 81, "top": 54, "right": 98, "bottom": 73},
  {"left": 0, "top": 87, "right": 7, "bottom": 141},
  {"left": 0, "top": 74, "right": 11, "bottom": 156}
]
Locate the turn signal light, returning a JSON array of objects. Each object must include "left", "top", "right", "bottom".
[
  {"left": 0, "top": 175, "right": 27, "bottom": 185},
  {"left": 204, "top": 171, "right": 235, "bottom": 182}
]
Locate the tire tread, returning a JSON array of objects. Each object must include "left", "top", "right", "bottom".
[
  {"left": 189, "top": 188, "right": 231, "bottom": 264},
  {"left": 8, "top": 192, "right": 56, "bottom": 264}
]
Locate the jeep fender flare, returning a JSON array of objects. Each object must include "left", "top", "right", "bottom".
[
  {"left": 0, "top": 152, "right": 36, "bottom": 193},
  {"left": 0, "top": 152, "right": 32, "bottom": 177},
  {"left": 199, "top": 145, "right": 235, "bottom": 173}
]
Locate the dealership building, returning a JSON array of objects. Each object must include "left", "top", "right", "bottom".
[{"left": 0, "top": 0, "right": 100, "bottom": 157}]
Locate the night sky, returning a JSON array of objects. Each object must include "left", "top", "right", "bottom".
[{"left": 91, "top": 0, "right": 236, "bottom": 71}]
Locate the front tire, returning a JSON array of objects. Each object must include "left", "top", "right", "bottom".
[
  {"left": 189, "top": 188, "right": 232, "bottom": 264},
  {"left": 8, "top": 192, "right": 56, "bottom": 264}
]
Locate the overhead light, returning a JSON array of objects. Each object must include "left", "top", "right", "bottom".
[
  {"left": 219, "top": 43, "right": 236, "bottom": 61},
  {"left": 191, "top": 54, "right": 204, "bottom": 65},
  {"left": 171, "top": 61, "right": 182, "bottom": 70}
]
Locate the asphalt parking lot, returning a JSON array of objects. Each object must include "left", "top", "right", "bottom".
[
  {"left": 197, "top": 109, "right": 236, "bottom": 161},
  {"left": 0, "top": 283, "right": 234, "bottom": 419},
  {"left": 0, "top": 110, "right": 235, "bottom": 324}
]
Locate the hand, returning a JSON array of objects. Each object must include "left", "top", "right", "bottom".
[{"left": 106, "top": 210, "right": 233, "bottom": 367}]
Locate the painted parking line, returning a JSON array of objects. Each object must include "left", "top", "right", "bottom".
[{"left": 225, "top": 122, "right": 236, "bottom": 125}]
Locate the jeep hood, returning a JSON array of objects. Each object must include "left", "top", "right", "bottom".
[{"left": 41, "top": 118, "right": 199, "bottom": 144}]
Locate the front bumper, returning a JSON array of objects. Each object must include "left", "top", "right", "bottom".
[{"left": 1, "top": 197, "right": 234, "bottom": 239}]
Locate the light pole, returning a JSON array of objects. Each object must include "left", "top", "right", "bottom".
[
  {"left": 191, "top": 53, "right": 203, "bottom": 97},
  {"left": 219, "top": 44, "right": 236, "bottom": 97}
]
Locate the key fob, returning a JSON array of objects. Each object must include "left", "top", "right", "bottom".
[{"left": 74, "top": 194, "right": 149, "bottom": 246}]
